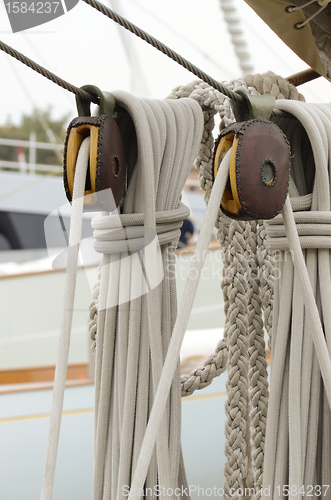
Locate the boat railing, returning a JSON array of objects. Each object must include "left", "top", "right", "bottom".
[{"left": 0, "top": 135, "right": 63, "bottom": 175}]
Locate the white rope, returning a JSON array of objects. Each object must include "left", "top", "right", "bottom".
[
  {"left": 128, "top": 148, "right": 232, "bottom": 500},
  {"left": 41, "top": 93, "right": 211, "bottom": 500},
  {"left": 294, "top": 2, "right": 329, "bottom": 28},
  {"left": 89, "top": 71, "right": 303, "bottom": 399},
  {"left": 40, "top": 137, "right": 90, "bottom": 500},
  {"left": 262, "top": 101, "right": 331, "bottom": 499},
  {"left": 42, "top": 73, "right": 316, "bottom": 500},
  {"left": 90, "top": 93, "right": 207, "bottom": 500},
  {"left": 89, "top": 72, "right": 304, "bottom": 405}
]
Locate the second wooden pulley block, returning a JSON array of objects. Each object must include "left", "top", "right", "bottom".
[{"left": 213, "top": 119, "right": 291, "bottom": 221}]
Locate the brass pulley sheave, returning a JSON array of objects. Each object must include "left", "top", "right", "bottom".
[
  {"left": 63, "top": 84, "right": 126, "bottom": 212},
  {"left": 213, "top": 91, "right": 291, "bottom": 220}
]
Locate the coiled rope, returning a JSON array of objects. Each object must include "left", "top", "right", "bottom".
[
  {"left": 121, "top": 97, "right": 331, "bottom": 500},
  {"left": 40, "top": 68, "right": 331, "bottom": 500},
  {"left": 262, "top": 101, "right": 331, "bottom": 500},
  {"left": 89, "top": 72, "right": 304, "bottom": 400},
  {"left": 91, "top": 93, "right": 204, "bottom": 500},
  {"left": 120, "top": 98, "right": 331, "bottom": 500}
]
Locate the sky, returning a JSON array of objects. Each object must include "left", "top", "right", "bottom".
[{"left": 0, "top": 0, "right": 330, "bottom": 128}]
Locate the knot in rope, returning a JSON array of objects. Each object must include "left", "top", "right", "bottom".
[
  {"left": 265, "top": 211, "right": 331, "bottom": 250},
  {"left": 264, "top": 195, "right": 331, "bottom": 250},
  {"left": 91, "top": 203, "right": 189, "bottom": 255}
]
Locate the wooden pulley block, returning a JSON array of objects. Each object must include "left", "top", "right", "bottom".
[
  {"left": 63, "top": 85, "right": 125, "bottom": 212},
  {"left": 213, "top": 119, "right": 291, "bottom": 221}
]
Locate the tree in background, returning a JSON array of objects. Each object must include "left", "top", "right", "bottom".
[{"left": 0, "top": 107, "right": 70, "bottom": 170}]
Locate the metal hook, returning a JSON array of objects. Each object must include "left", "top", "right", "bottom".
[
  {"left": 230, "top": 90, "right": 276, "bottom": 122},
  {"left": 75, "top": 84, "right": 116, "bottom": 117}
]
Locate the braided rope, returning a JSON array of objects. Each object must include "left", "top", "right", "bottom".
[
  {"left": 181, "top": 337, "right": 228, "bottom": 397},
  {"left": 256, "top": 224, "right": 276, "bottom": 349},
  {"left": 223, "top": 220, "right": 251, "bottom": 500},
  {"left": 89, "top": 263, "right": 102, "bottom": 353},
  {"left": 246, "top": 222, "right": 268, "bottom": 500}
]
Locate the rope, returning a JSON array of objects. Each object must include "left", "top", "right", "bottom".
[
  {"left": 82, "top": 0, "right": 242, "bottom": 103},
  {"left": 41, "top": 94, "right": 207, "bottom": 499},
  {"left": 88, "top": 71, "right": 303, "bottom": 398},
  {"left": 219, "top": 0, "right": 254, "bottom": 75},
  {"left": 127, "top": 148, "right": 232, "bottom": 500},
  {"left": 0, "top": 40, "right": 99, "bottom": 105},
  {"left": 223, "top": 220, "right": 252, "bottom": 500},
  {"left": 40, "top": 137, "right": 90, "bottom": 500},
  {"left": 0, "top": 15, "right": 297, "bottom": 122},
  {"left": 91, "top": 94, "right": 205, "bottom": 500},
  {"left": 40, "top": 68, "right": 331, "bottom": 500},
  {"left": 246, "top": 222, "right": 268, "bottom": 500},
  {"left": 261, "top": 101, "right": 331, "bottom": 499},
  {"left": 166, "top": 71, "right": 305, "bottom": 500}
]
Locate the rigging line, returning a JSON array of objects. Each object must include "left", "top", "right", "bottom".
[
  {"left": 22, "top": 34, "right": 73, "bottom": 107},
  {"left": 125, "top": 0, "right": 237, "bottom": 79},
  {"left": 0, "top": 17, "right": 287, "bottom": 118},
  {"left": 5, "top": 55, "right": 63, "bottom": 163},
  {"left": 82, "top": 0, "right": 242, "bottom": 103},
  {"left": 0, "top": 32, "right": 243, "bottom": 108},
  {"left": 0, "top": 14, "right": 291, "bottom": 118},
  {"left": 0, "top": 40, "right": 99, "bottom": 105},
  {"left": 81, "top": 0, "right": 291, "bottom": 119}
]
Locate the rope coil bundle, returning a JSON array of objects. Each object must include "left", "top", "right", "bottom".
[
  {"left": 167, "top": 71, "right": 304, "bottom": 500},
  {"left": 90, "top": 91, "right": 204, "bottom": 500},
  {"left": 262, "top": 101, "right": 331, "bottom": 500}
]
